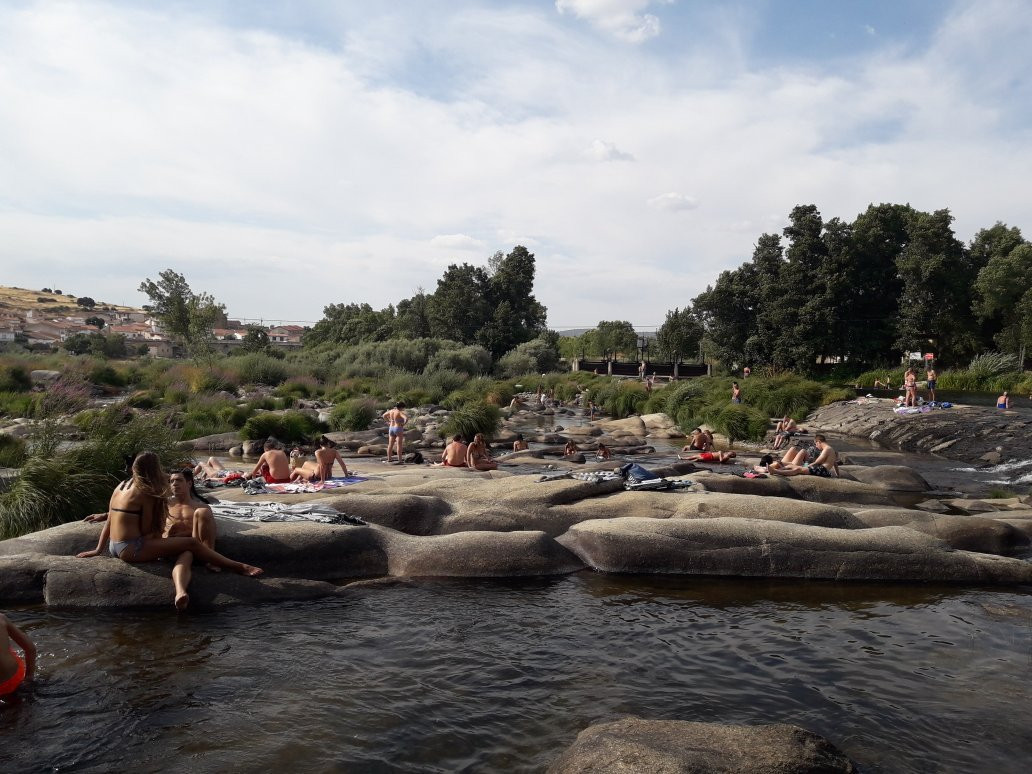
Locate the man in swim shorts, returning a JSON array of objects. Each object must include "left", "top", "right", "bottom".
[
  {"left": 440, "top": 434, "right": 468, "bottom": 467},
  {"left": 0, "top": 612, "right": 36, "bottom": 697},
  {"left": 383, "top": 402, "right": 408, "bottom": 463},
  {"left": 769, "top": 435, "right": 837, "bottom": 477},
  {"left": 247, "top": 439, "right": 292, "bottom": 483},
  {"left": 925, "top": 366, "right": 937, "bottom": 402}
]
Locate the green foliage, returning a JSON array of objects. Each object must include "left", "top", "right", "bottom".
[
  {"left": 87, "top": 360, "right": 126, "bottom": 387},
  {"left": 274, "top": 376, "right": 321, "bottom": 399},
  {"left": 228, "top": 352, "right": 293, "bottom": 386},
  {"left": 440, "top": 401, "right": 501, "bottom": 441},
  {"left": 138, "top": 269, "right": 226, "bottom": 361},
  {"left": 0, "top": 408, "right": 184, "bottom": 540},
  {"left": 240, "top": 325, "right": 271, "bottom": 353},
  {"left": 0, "top": 362, "right": 31, "bottom": 392},
  {"left": 424, "top": 345, "right": 492, "bottom": 376},
  {"left": 0, "top": 391, "right": 36, "bottom": 418},
  {"left": 0, "top": 434, "right": 27, "bottom": 468},
  {"left": 820, "top": 387, "right": 855, "bottom": 404},
  {"left": 443, "top": 377, "right": 514, "bottom": 410},
  {"left": 966, "top": 352, "right": 1020, "bottom": 380},
  {"left": 329, "top": 398, "right": 377, "bottom": 431},
  {"left": 496, "top": 335, "right": 561, "bottom": 377},
  {"left": 710, "top": 403, "right": 770, "bottom": 445},
  {"left": 655, "top": 307, "right": 703, "bottom": 361},
  {"left": 240, "top": 411, "right": 326, "bottom": 443}
]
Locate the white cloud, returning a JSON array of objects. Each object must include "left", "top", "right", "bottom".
[
  {"left": 584, "top": 139, "right": 635, "bottom": 161},
  {"left": 865, "top": 25, "right": 877, "bottom": 35},
  {"left": 647, "top": 192, "right": 699, "bottom": 212},
  {"left": 555, "top": 0, "right": 666, "bottom": 43},
  {"left": 430, "top": 233, "right": 485, "bottom": 250},
  {"left": 0, "top": 1, "right": 1029, "bottom": 329}
]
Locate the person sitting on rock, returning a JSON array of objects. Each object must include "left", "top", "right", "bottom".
[
  {"left": 768, "top": 435, "right": 837, "bottom": 478},
  {"left": 246, "top": 439, "right": 292, "bottom": 483},
  {"left": 164, "top": 468, "right": 221, "bottom": 610},
  {"left": 873, "top": 378, "right": 892, "bottom": 388},
  {"left": 291, "top": 437, "right": 349, "bottom": 483},
  {"left": 512, "top": 433, "right": 529, "bottom": 452},
  {"left": 564, "top": 440, "right": 580, "bottom": 456},
  {"left": 595, "top": 442, "right": 611, "bottom": 461},
  {"left": 439, "top": 435, "right": 468, "bottom": 467},
  {"left": 772, "top": 416, "right": 798, "bottom": 450},
  {"left": 679, "top": 450, "right": 736, "bottom": 463},
  {"left": 684, "top": 429, "right": 712, "bottom": 453},
  {"left": 465, "top": 433, "right": 497, "bottom": 471},
  {"left": 76, "top": 451, "right": 263, "bottom": 581},
  {"left": 0, "top": 612, "right": 35, "bottom": 698}
]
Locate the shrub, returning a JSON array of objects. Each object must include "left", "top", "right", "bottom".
[
  {"left": 967, "top": 352, "right": 1019, "bottom": 381},
  {"left": 87, "top": 361, "right": 126, "bottom": 388},
  {"left": 0, "top": 362, "right": 31, "bottom": 393},
  {"left": 240, "top": 411, "right": 326, "bottom": 443},
  {"left": 440, "top": 401, "right": 501, "bottom": 441},
  {"left": 229, "top": 353, "right": 293, "bottom": 386},
  {"left": 496, "top": 337, "right": 561, "bottom": 377},
  {"left": 424, "top": 345, "right": 492, "bottom": 377},
  {"left": 329, "top": 398, "right": 377, "bottom": 431},
  {"left": 274, "top": 376, "right": 321, "bottom": 399},
  {"left": 0, "top": 434, "right": 27, "bottom": 468},
  {"left": 820, "top": 387, "right": 855, "bottom": 405},
  {"left": 709, "top": 403, "right": 769, "bottom": 444},
  {"left": 0, "top": 391, "right": 36, "bottom": 418},
  {"left": 126, "top": 390, "right": 159, "bottom": 409}
]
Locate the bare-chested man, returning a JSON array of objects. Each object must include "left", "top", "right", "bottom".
[
  {"left": 769, "top": 434, "right": 838, "bottom": 478},
  {"left": 247, "top": 439, "right": 292, "bottom": 483},
  {"left": 165, "top": 469, "right": 220, "bottom": 610},
  {"left": 291, "top": 437, "right": 349, "bottom": 483},
  {"left": 440, "top": 435, "right": 468, "bottom": 467}
]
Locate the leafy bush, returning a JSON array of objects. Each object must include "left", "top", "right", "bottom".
[
  {"left": 87, "top": 361, "right": 126, "bottom": 387},
  {"left": 329, "top": 399, "right": 377, "bottom": 431},
  {"left": 0, "top": 434, "right": 27, "bottom": 468},
  {"left": 710, "top": 403, "right": 769, "bottom": 444},
  {"left": 820, "top": 387, "right": 855, "bottom": 404},
  {"left": 275, "top": 376, "right": 322, "bottom": 399},
  {"left": 496, "top": 337, "right": 561, "bottom": 377},
  {"left": 424, "top": 345, "right": 492, "bottom": 377},
  {"left": 126, "top": 390, "right": 159, "bottom": 409},
  {"left": 440, "top": 401, "right": 501, "bottom": 441},
  {"left": 228, "top": 353, "right": 293, "bottom": 386},
  {"left": 0, "top": 362, "right": 31, "bottom": 392},
  {"left": 240, "top": 411, "right": 326, "bottom": 443}
]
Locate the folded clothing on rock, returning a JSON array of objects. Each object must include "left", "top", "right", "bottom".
[{"left": 210, "top": 501, "right": 365, "bottom": 525}]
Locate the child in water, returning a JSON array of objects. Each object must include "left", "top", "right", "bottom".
[{"left": 0, "top": 612, "right": 35, "bottom": 698}]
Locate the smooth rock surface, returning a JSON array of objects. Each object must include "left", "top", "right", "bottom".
[{"left": 547, "top": 717, "right": 857, "bottom": 774}]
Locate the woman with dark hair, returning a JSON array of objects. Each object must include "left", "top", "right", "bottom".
[
  {"left": 465, "top": 433, "right": 497, "bottom": 471},
  {"left": 291, "top": 437, "right": 349, "bottom": 483},
  {"left": 76, "top": 452, "right": 262, "bottom": 580}
]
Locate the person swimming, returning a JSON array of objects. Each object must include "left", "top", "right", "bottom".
[{"left": 0, "top": 613, "right": 35, "bottom": 698}]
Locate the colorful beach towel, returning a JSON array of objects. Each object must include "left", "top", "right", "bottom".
[
  {"left": 211, "top": 501, "right": 365, "bottom": 525},
  {"left": 262, "top": 476, "right": 370, "bottom": 494}
]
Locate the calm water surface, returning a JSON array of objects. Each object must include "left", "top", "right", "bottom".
[{"left": 2, "top": 574, "right": 1031, "bottom": 773}]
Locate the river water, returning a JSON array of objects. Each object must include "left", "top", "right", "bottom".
[{"left": 3, "top": 574, "right": 1031, "bottom": 773}]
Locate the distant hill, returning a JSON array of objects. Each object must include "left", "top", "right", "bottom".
[{"left": 0, "top": 285, "right": 140, "bottom": 314}]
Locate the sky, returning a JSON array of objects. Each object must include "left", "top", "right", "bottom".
[{"left": 0, "top": 0, "right": 1030, "bottom": 330}]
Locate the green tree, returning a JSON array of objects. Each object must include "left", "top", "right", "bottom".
[
  {"left": 694, "top": 262, "right": 759, "bottom": 369},
  {"left": 591, "top": 320, "right": 637, "bottom": 358},
  {"left": 973, "top": 234, "right": 1032, "bottom": 363},
  {"left": 655, "top": 306, "right": 703, "bottom": 361},
  {"left": 304, "top": 303, "right": 396, "bottom": 347},
  {"left": 76, "top": 296, "right": 96, "bottom": 309},
  {"left": 138, "top": 270, "right": 226, "bottom": 361},
  {"left": 426, "top": 263, "right": 492, "bottom": 344},
  {"left": 240, "top": 325, "right": 271, "bottom": 353},
  {"left": 85, "top": 316, "right": 105, "bottom": 330},
  {"left": 395, "top": 289, "right": 433, "bottom": 339},
  {"left": 62, "top": 333, "right": 93, "bottom": 355},
  {"left": 895, "top": 209, "right": 979, "bottom": 364}
]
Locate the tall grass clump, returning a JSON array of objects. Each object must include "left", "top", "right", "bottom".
[
  {"left": 0, "top": 391, "right": 36, "bottom": 418},
  {"left": 274, "top": 375, "right": 322, "bottom": 399},
  {"left": 228, "top": 352, "right": 293, "bottom": 386},
  {"left": 708, "top": 403, "right": 770, "bottom": 445},
  {"left": 440, "top": 401, "right": 501, "bottom": 441},
  {"left": 0, "top": 408, "right": 184, "bottom": 539},
  {"left": 329, "top": 399, "right": 377, "bottom": 432},
  {"left": 240, "top": 411, "right": 326, "bottom": 443},
  {"left": 966, "top": 352, "right": 1019, "bottom": 382},
  {"left": 0, "top": 435, "right": 27, "bottom": 468}
]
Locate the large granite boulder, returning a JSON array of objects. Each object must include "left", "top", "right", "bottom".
[
  {"left": 548, "top": 717, "right": 857, "bottom": 774},
  {"left": 852, "top": 508, "right": 1030, "bottom": 555},
  {"left": 691, "top": 467, "right": 928, "bottom": 505},
  {"left": 838, "top": 465, "right": 929, "bottom": 491},
  {"left": 383, "top": 529, "right": 584, "bottom": 577},
  {"left": 557, "top": 517, "right": 1032, "bottom": 583},
  {"left": 597, "top": 416, "right": 647, "bottom": 438},
  {"left": 183, "top": 431, "right": 242, "bottom": 451}
]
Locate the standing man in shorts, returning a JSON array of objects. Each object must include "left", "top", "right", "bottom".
[{"left": 926, "top": 365, "right": 937, "bottom": 402}]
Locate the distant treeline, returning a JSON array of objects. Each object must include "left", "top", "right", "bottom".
[{"left": 689, "top": 204, "right": 1032, "bottom": 371}]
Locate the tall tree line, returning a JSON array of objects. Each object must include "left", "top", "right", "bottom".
[
  {"left": 690, "top": 203, "right": 1032, "bottom": 370},
  {"left": 304, "top": 245, "right": 548, "bottom": 359}
]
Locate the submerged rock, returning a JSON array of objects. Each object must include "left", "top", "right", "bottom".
[{"left": 548, "top": 717, "right": 857, "bottom": 774}]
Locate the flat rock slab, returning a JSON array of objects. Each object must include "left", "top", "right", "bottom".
[
  {"left": 548, "top": 717, "right": 857, "bottom": 774},
  {"left": 852, "top": 508, "right": 1030, "bottom": 555},
  {"left": 557, "top": 517, "right": 1032, "bottom": 583}
]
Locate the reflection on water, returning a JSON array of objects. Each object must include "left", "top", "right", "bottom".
[{"left": 3, "top": 574, "right": 1031, "bottom": 773}]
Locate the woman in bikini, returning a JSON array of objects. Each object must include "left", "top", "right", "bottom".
[
  {"left": 383, "top": 402, "right": 408, "bottom": 464},
  {"left": 291, "top": 437, "right": 349, "bottom": 483},
  {"left": 465, "top": 433, "right": 498, "bottom": 471},
  {"left": 76, "top": 451, "right": 263, "bottom": 580}
]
